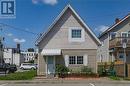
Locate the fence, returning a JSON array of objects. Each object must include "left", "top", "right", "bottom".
[{"left": 98, "top": 62, "right": 130, "bottom": 77}]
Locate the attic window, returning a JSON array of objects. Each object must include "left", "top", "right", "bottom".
[
  {"left": 72, "top": 29, "right": 81, "bottom": 38},
  {"left": 69, "top": 27, "right": 85, "bottom": 42}
]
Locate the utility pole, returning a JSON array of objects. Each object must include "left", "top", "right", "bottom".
[
  {"left": 0, "top": 25, "right": 4, "bottom": 64},
  {"left": 0, "top": 36, "right": 4, "bottom": 64}
]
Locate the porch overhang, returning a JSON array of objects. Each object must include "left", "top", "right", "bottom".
[{"left": 41, "top": 49, "right": 61, "bottom": 55}]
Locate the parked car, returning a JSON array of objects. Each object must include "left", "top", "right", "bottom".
[
  {"left": 20, "top": 63, "right": 37, "bottom": 70},
  {"left": 0, "top": 63, "right": 17, "bottom": 73}
]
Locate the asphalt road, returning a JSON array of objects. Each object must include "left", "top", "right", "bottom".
[{"left": 0, "top": 83, "right": 130, "bottom": 86}]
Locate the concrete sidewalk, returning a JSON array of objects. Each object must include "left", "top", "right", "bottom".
[{"left": 0, "top": 77, "right": 130, "bottom": 84}]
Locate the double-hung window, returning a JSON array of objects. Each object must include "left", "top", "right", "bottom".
[{"left": 69, "top": 56, "right": 83, "bottom": 65}]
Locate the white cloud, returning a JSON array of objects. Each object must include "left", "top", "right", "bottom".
[
  {"left": 13, "top": 38, "right": 26, "bottom": 43},
  {"left": 7, "top": 33, "right": 13, "bottom": 37},
  {"left": 32, "top": 0, "right": 39, "bottom": 4},
  {"left": 42, "top": 0, "right": 58, "bottom": 5},
  {"left": 32, "top": 0, "right": 58, "bottom": 5},
  {"left": 95, "top": 25, "right": 109, "bottom": 33}
]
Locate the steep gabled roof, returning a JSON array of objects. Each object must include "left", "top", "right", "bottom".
[
  {"left": 36, "top": 4, "right": 101, "bottom": 45},
  {"left": 99, "top": 14, "right": 130, "bottom": 38}
]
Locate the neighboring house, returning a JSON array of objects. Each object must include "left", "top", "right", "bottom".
[
  {"left": 3, "top": 44, "right": 24, "bottom": 66},
  {"left": 36, "top": 4, "right": 101, "bottom": 77},
  {"left": 21, "top": 51, "right": 37, "bottom": 62},
  {"left": 98, "top": 14, "right": 130, "bottom": 63}
]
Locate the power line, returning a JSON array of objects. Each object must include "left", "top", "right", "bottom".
[{"left": 0, "top": 23, "right": 39, "bottom": 35}]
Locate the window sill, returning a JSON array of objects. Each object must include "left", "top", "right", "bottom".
[{"left": 68, "top": 64, "right": 84, "bottom": 67}]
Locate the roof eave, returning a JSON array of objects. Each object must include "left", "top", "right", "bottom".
[{"left": 99, "top": 14, "right": 130, "bottom": 38}]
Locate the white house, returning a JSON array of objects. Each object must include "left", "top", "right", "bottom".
[
  {"left": 3, "top": 44, "right": 24, "bottom": 66},
  {"left": 36, "top": 4, "right": 101, "bottom": 77},
  {"left": 21, "top": 51, "right": 37, "bottom": 62}
]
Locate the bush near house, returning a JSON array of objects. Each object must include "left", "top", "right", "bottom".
[
  {"left": 55, "top": 65, "right": 98, "bottom": 78},
  {"left": 0, "top": 70, "right": 36, "bottom": 80},
  {"left": 55, "top": 64, "right": 69, "bottom": 77},
  {"left": 81, "top": 66, "right": 93, "bottom": 74},
  {"left": 98, "top": 62, "right": 116, "bottom": 77}
]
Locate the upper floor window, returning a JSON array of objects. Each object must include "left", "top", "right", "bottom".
[
  {"left": 69, "top": 27, "right": 85, "bottom": 42},
  {"left": 121, "top": 32, "right": 128, "bottom": 38},
  {"left": 110, "top": 32, "right": 116, "bottom": 40},
  {"left": 72, "top": 29, "right": 81, "bottom": 38},
  {"left": 128, "top": 32, "right": 130, "bottom": 37}
]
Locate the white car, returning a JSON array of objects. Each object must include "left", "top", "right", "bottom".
[{"left": 20, "top": 63, "right": 37, "bottom": 70}]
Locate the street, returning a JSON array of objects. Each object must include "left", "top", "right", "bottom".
[{"left": 0, "top": 83, "right": 130, "bottom": 86}]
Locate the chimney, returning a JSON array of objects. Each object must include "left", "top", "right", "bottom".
[{"left": 115, "top": 18, "right": 120, "bottom": 24}]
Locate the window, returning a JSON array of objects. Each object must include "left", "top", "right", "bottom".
[
  {"left": 110, "top": 32, "right": 116, "bottom": 40},
  {"left": 69, "top": 56, "right": 83, "bottom": 64},
  {"left": 118, "top": 53, "right": 124, "bottom": 60},
  {"left": 121, "top": 32, "right": 128, "bottom": 38},
  {"left": 128, "top": 32, "right": 130, "bottom": 37},
  {"left": 77, "top": 56, "right": 83, "bottom": 64},
  {"left": 121, "top": 32, "right": 128, "bottom": 43},
  {"left": 69, "top": 56, "right": 76, "bottom": 64},
  {"left": 72, "top": 29, "right": 81, "bottom": 38},
  {"left": 69, "top": 27, "right": 85, "bottom": 42}
]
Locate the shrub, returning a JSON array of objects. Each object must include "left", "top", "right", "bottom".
[
  {"left": 81, "top": 66, "right": 93, "bottom": 74},
  {"left": 98, "top": 65, "right": 107, "bottom": 76},
  {"left": 108, "top": 62, "right": 116, "bottom": 76},
  {"left": 55, "top": 64, "right": 69, "bottom": 77}
]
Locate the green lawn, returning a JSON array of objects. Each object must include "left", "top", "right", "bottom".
[{"left": 0, "top": 70, "right": 36, "bottom": 80}]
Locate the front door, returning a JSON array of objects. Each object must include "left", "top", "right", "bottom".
[{"left": 47, "top": 56, "right": 55, "bottom": 75}]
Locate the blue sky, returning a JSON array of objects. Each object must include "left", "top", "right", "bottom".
[{"left": 0, "top": 0, "right": 130, "bottom": 50}]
